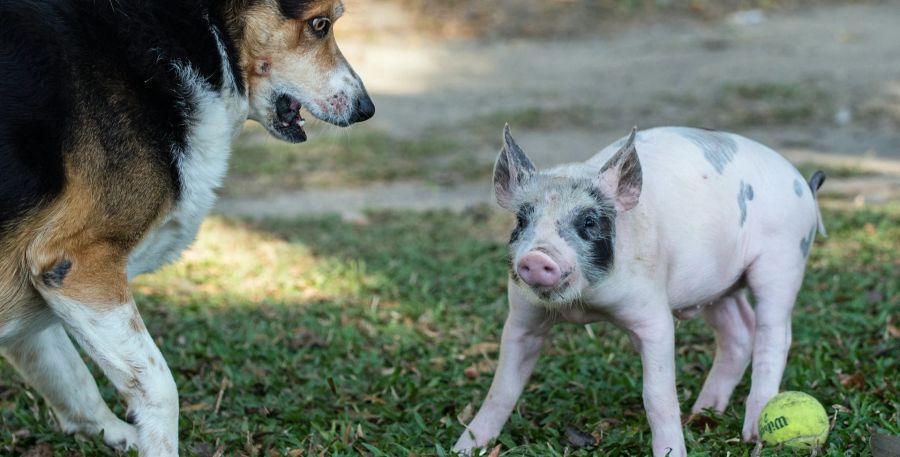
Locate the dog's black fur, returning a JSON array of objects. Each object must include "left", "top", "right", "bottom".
[{"left": 0, "top": 0, "right": 280, "bottom": 234}]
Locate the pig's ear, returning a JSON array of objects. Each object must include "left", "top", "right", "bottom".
[
  {"left": 493, "top": 124, "right": 536, "bottom": 210},
  {"left": 598, "top": 127, "right": 642, "bottom": 212}
]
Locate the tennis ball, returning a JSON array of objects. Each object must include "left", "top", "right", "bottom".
[{"left": 758, "top": 391, "right": 829, "bottom": 449}]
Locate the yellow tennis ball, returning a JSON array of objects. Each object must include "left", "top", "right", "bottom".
[{"left": 758, "top": 391, "right": 829, "bottom": 449}]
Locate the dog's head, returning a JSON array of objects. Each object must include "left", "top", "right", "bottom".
[{"left": 237, "top": 0, "right": 374, "bottom": 142}]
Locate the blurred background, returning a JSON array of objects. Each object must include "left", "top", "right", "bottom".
[
  {"left": 3, "top": 1, "right": 897, "bottom": 455},
  {"left": 220, "top": 0, "right": 900, "bottom": 218}
]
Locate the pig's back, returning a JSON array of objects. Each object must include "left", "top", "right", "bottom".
[{"left": 590, "top": 127, "right": 820, "bottom": 308}]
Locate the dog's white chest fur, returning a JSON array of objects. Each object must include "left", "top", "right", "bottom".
[{"left": 126, "top": 40, "right": 248, "bottom": 279}]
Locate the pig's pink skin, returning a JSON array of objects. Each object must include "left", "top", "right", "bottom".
[
  {"left": 516, "top": 251, "right": 562, "bottom": 287},
  {"left": 454, "top": 127, "right": 823, "bottom": 457}
]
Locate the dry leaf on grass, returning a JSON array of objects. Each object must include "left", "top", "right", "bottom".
[
  {"left": 564, "top": 425, "right": 600, "bottom": 448},
  {"left": 838, "top": 372, "right": 865, "bottom": 389},
  {"left": 182, "top": 401, "right": 211, "bottom": 412},
  {"left": 22, "top": 444, "right": 52, "bottom": 457},
  {"left": 682, "top": 413, "right": 720, "bottom": 430},
  {"left": 888, "top": 324, "right": 900, "bottom": 338},
  {"left": 462, "top": 342, "right": 500, "bottom": 357},
  {"left": 457, "top": 403, "right": 474, "bottom": 424},
  {"left": 187, "top": 443, "right": 217, "bottom": 457},
  {"left": 464, "top": 359, "right": 495, "bottom": 379}
]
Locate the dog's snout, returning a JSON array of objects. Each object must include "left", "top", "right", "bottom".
[{"left": 348, "top": 92, "right": 375, "bottom": 124}]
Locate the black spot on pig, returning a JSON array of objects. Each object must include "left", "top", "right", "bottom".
[
  {"left": 507, "top": 252, "right": 520, "bottom": 283},
  {"left": 800, "top": 225, "right": 816, "bottom": 257},
  {"left": 737, "top": 181, "right": 754, "bottom": 226},
  {"left": 588, "top": 211, "right": 616, "bottom": 276},
  {"left": 510, "top": 202, "right": 534, "bottom": 244},
  {"left": 567, "top": 203, "right": 616, "bottom": 281},
  {"left": 676, "top": 127, "right": 738, "bottom": 174},
  {"left": 793, "top": 179, "right": 804, "bottom": 197}
]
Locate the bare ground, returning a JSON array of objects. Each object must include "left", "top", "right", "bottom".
[{"left": 216, "top": 1, "right": 900, "bottom": 218}]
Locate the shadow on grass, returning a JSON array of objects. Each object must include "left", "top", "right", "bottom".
[{"left": 2, "top": 205, "right": 897, "bottom": 456}]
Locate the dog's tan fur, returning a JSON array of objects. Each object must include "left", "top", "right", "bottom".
[{"left": 1, "top": 109, "right": 174, "bottom": 323}]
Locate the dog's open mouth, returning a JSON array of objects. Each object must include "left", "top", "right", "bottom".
[{"left": 273, "top": 93, "right": 307, "bottom": 143}]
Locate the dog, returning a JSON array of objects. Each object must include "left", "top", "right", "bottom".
[{"left": 0, "top": 0, "right": 373, "bottom": 454}]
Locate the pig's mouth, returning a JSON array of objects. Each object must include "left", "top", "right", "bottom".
[{"left": 529, "top": 272, "right": 574, "bottom": 303}]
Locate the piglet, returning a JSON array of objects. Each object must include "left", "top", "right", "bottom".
[{"left": 453, "top": 126, "right": 826, "bottom": 456}]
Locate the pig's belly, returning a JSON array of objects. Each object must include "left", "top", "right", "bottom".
[{"left": 663, "top": 234, "right": 749, "bottom": 310}]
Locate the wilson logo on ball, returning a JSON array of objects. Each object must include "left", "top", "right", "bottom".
[{"left": 760, "top": 414, "right": 789, "bottom": 434}]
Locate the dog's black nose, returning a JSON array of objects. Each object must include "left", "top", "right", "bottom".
[{"left": 349, "top": 93, "right": 375, "bottom": 124}]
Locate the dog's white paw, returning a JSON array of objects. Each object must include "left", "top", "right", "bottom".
[{"left": 57, "top": 412, "right": 137, "bottom": 451}]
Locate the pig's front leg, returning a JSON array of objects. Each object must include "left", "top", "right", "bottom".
[
  {"left": 453, "top": 283, "right": 552, "bottom": 454},
  {"left": 623, "top": 306, "right": 687, "bottom": 457}
]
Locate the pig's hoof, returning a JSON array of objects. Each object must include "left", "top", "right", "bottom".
[
  {"left": 741, "top": 422, "right": 759, "bottom": 443},
  {"left": 691, "top": 394, "right": 728, "bottom": 414},
  {"left": 451, "top": 437, "right": 484, "bottom": 456}
]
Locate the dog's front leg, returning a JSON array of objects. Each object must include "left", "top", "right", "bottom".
[
  {"left": 33, "top": 247, "right": 178, "bottom": 456},
  {"left": 453, "top": 282, "right": 551, "bottom": 454},
  {"left": 1, "top": 321, "right": 137, "bottom": 450}
]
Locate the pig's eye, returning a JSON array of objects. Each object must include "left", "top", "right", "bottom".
[{"left": 575, "top": 209, "right": 603, "bottom": 240}]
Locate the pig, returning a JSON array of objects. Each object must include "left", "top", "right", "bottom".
[{"left": 453, "top": 125, "right": 826, "bottom": 456}]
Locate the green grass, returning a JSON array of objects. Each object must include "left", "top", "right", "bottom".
[
  {"left": 796, "top": 163, "right": 881, "bottom": 181},
  {"left": 226, "top": 127, "right": 483, "bottom": 195},
  {"left": 662, "top": 81, "right": 835, "bottom": 129},
  {"left": 225, "top": 105, "right": 606, "bottom": 196},
  {"left": 715, "top": 82, "right": 833, "bottom": 127},
  {"left": 464, "top": 106, "right": 602, "bottom": 135},
  {"left": 1, "top": 205, "right": 897, "bottom": 456}
]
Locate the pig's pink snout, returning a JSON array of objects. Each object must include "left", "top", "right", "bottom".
[{"left": 517, "top": 252, "right": 562, "bottom": 287}]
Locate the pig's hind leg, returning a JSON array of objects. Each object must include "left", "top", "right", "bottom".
[
  {"left": 691, "top": 290, "right": 754, "bottom": 414},
  {"left": 741, "top": 253, "right": 806, "bottom": 442}
]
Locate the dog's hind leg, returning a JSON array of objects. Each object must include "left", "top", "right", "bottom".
[
  {"left": 1, "top": 320, "right": 137, "bottom": 450},
  {"left": 31, "top": 240, "right": 178, "bottom": 457}
]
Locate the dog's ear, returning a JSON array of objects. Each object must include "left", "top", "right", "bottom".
[{"left": 494, "top": 124, "right": 535, "bottom": 210}]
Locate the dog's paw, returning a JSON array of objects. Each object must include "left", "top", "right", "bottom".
[
  {"left": 100, "top": 419, "right": 138, "bottom": 451},
  {"left": 57, "top": 413, "right": 137, "bottom": 451}
]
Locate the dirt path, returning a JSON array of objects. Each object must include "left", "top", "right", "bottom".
[
  {"left": 216, "top": 2, "right": 900, "bottom": 219},
  {"left": 217, "top": 150, "right": 900, "bottom": 219},
  {"left": 340, "top": 2, "right": 900, "bottom": 153}
]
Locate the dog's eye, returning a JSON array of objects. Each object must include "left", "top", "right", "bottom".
[{"left": 309, "top": 17, "right": 331, "bottom": 38}]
